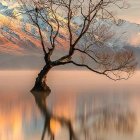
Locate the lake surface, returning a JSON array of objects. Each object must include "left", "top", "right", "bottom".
[{"left": 0, "top": 70, "right": 140, "bottom": 140}]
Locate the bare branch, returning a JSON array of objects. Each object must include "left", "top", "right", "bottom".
[{"left": 18, "top": 0, "right": 137, "bottom": 82}]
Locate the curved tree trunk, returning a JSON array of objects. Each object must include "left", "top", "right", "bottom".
[{"left": 31, "top": 63, "right": 51, "bottom": 93}]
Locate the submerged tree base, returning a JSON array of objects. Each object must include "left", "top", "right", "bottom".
[
  {"left": 31, "top": 63, "right": 51, "bottom": 94},
  {"left": 31, "top": 82, "right": 51, "bottom": 94}
]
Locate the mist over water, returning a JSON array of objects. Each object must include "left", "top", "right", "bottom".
[{"left": 0, "top": 70, "right": 140, "bottom": 140}]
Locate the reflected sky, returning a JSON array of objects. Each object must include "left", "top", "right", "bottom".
[{"left": 0, "top": 70, "right": 140, "bottom": 140}]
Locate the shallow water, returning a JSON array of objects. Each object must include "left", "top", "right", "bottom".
[{"left": 0, "top": 70, "right": 140, "bottom": 140}]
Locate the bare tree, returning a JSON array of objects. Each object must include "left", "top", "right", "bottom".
[{"left": 18, "top": 0, "right": 136, "bottom": 92}]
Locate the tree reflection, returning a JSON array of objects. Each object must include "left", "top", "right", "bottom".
[
  {"left": 93, "top": 108, "right": 136, "bottom": 134},
  {"left": 32, "top": 89, "right": 77, "bottom": 140},
  {"left": 79, "top": 106, "right": 136, "bottom": 140},
  {"left": 32, "top": 89, "right": 136, "bottom": 140}
]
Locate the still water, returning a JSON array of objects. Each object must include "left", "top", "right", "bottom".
[{"left": 0, "top": 70, "right": 140, "bottom": 140}]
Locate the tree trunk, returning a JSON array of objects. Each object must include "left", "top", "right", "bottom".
[{"left": 31, "top": 63, "right": 51, "bottom": 93}]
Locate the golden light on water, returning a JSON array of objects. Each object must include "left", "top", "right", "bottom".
[
  {"left": 0, "top": 70, "right": 140, "bottom": 140},
  {"left": 0, "top": 108, "right": 23, "bottom": 140},
  {"left": 50, "top": 118, "right": 61, "bottom": 135}
]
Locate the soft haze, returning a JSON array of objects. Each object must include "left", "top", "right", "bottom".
[{"left": 117, "top": 0, "right": 140, "bottom": 24}]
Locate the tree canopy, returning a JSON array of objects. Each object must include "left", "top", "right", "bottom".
[{"left": 16, "top": 0, "right": 137, "bottom": 92}]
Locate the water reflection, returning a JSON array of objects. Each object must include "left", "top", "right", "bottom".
[
  {"left": 32, "top": 89, "right": 77, "bottom": 140},
  {"left": 78, "top": 107, "right": 136, "bottom": 140},
  {"left": 93, "top": 108, "right": 136, "bottom": 134},
  {"left": 32, "top": 89, "right": 136, "bottom": 140},
  {"left": 0, "top": 70, "right": 139, "bottom": 140}
]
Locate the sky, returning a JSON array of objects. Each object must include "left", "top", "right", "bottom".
[
  {"left": 117, "top": 0, "right": 140, "bottom": 24},
  {"left": 0, "top": 0, "right": 140, "bottom": 24}
]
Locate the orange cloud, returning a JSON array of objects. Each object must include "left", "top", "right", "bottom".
[{"left": 129, "top": 33, "right": 140, "bottom": 46}]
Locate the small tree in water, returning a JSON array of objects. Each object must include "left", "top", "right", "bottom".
[{"left": 18, "top": 0, "right": 136, "bottom": 92}]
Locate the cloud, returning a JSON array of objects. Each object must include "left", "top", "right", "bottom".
[
  {"left": 129, "top": 33, "right": 140, "bottom": 46},
  {"left": 116, "top": 0, "right": 140, "bottom": 24}
]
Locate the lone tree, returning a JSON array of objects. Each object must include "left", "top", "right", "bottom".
[{"left": 18, "top": 0, "right": 136, "bottom": 92}]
